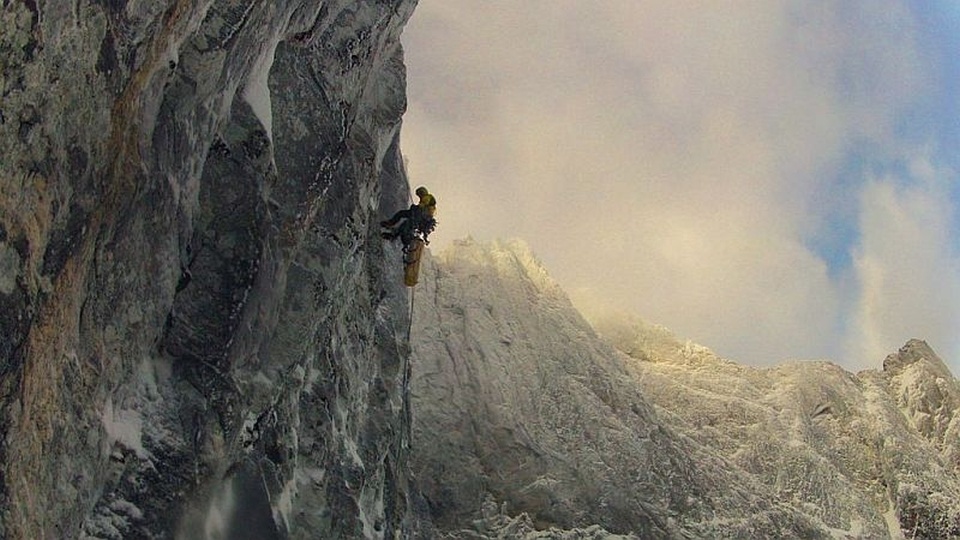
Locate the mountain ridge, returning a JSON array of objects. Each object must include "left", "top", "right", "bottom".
[{"left": 412, "top": 237, "right": 960, "bottom": 539}]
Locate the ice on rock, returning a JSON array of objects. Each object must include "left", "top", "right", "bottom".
[{"left": 101, "top": 398, "right": 149, "bottom": 460}]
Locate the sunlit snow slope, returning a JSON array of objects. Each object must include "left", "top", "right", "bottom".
[{"left": 411, "top": 238, "right": 960, "bottom": 540}]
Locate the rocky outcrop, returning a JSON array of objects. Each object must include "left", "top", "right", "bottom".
[
  {"left": 879, "top": 340, "right": 960, "bottom": 537},
  {"left": 0, "top": 1, "right": 421, "bottom": 538},
  {"left": 412, "top": 239, "right": 960, "bottom": 539},
  {"left": 883, "top": 339, "right": 960, "bottom": 463}
]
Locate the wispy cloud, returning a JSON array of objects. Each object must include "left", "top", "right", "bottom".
[
  {"left": 401, "top": 1, "right": 958, "bottom": 369},
  {"left": 847, "top": 154, "right": 960, "bottom": 369}
]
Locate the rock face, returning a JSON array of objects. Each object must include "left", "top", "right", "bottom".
[
  {"left": 411, "top": 239, "right": 960, "bottom": 539},
  {"left": 606, "top": 331, "right": 960, "bottom": 539},
  {"left": 409, "top": 239, "right": 682, "bottom": 538},
  {"left": 0, "top": 1, "right": 421, "bottom": 538},
  {"left": 5, "top": 2, "right": 959, "bottom": 538}
]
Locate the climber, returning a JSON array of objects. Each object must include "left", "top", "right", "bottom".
[{"left": 380, "top": 186, "right": 437, "bottom": 248}]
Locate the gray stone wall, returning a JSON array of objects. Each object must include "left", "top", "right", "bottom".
[{"left": 0, "top": 1, "right": 421, "bottom": 538}]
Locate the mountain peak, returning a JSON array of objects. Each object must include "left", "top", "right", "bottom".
[
  {"left": 880, "top": 339, "right": 960, "bottom": 456},
  {"left": 882, "top": 339, "right": 953, "bottom": 379}
]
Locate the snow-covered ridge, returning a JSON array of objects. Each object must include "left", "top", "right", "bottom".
[
  {"left": 882, "top": 339, "right": 960, "bottom": 466},
  {"left": 438, "top": 237, "right": 566, "bottom": 297},
  {"left": 413, "top": 238, "right": 960, "bottom": 539}
]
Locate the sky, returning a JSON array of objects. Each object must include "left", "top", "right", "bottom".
[{"left": 399, "top": 1, "right": 960, "bottom": 372}]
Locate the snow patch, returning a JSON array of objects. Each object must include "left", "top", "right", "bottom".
[
  {"left": 306, "top": 365, "right": 323, "bottom": 391},
  {"left": 883, "top": 497, "right": 906, "bottom": 539},
  {"left": 273, "top": 478, "right": 297, "bottom": 532},
  {"left": 291, "top": 364, "right": 306, "bottom": 383},
  {"left": 101, "top": 398, "right": 149, "bottom": 459},
  {"left": 359, "top": 491, "right": 384, "bottom": 540},
  {"left": 243, "top": 34, "right": 281, "bottom": 141},
  {"left": 202, "top": 476, "right": 237, "bottom": 540},
  {"left": 240, "top": 411, "right": 261, "bottom": 448},
  {"left": 137, "top": 356, "right": 161, "bottom": 400}
]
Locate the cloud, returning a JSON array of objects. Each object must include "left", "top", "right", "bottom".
[
  {"left": 401, "top": 1, "right": 948, "bottom": 367},
  {"left": 847, "top": 155, "right": 960, "bottom": 369}
]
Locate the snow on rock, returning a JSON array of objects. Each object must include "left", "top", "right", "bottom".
[
  {"left": 412, "top": 239, "right": 831, "bottom": 538},
  {"left": 101, "top": 398, "right": 149, "bottom": 460},
  {"left": 6, "top": 0, "right": 959, "bottom": 537},
  {"left": 413, "top": 238, "right": 960, "bottom": 539},
  {"left": 443, "top": 496, "right": 641, "bottom": 539},
  {"left": 592, "top": 316, "right": 960, "bottom": 539},
  {"left": 883, "top": 340, "right": 960, "bottom": 460},
  {"left": 243, "top": 35, "right": 281, "bottom": 142}
]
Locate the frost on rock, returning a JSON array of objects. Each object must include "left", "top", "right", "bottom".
[
  {"left": 442, "top": 496, "right": 641, "bottom": 540},
  {"left": 413, "top": 239, "right": 823, "bottom": 538},
  {"left": 594, "top": 320, "right": 960, "bottom": 538},
  {"left": 101, "top": 398, "right": 149, "bottom": 460},
  {"left": 412, "top": 238, "right": 960, "bottom": 539},
  {"left": 883, "top": 340, "right": 960, "bottom": 454}
]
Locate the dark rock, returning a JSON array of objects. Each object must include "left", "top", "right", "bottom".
[{"left": 0, "top": 1, "right": 422, "bottom": 538}]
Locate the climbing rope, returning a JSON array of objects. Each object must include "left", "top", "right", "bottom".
[
  {"left": 406, "top": 285, "right": 415, "bottom": 344},
  {"left": 397, "top": 278, "right": 416, "bottom": 455}
]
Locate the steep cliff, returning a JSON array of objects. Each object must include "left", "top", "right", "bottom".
[
  {"left": 0, "top": 1, "right": 421, "bottom": 538},
  {"left": 5, "top": 2, "right": 959, "bottom": 538},
  {"left": 411, "top": 239, "right": 960, "bottom": 539}
]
